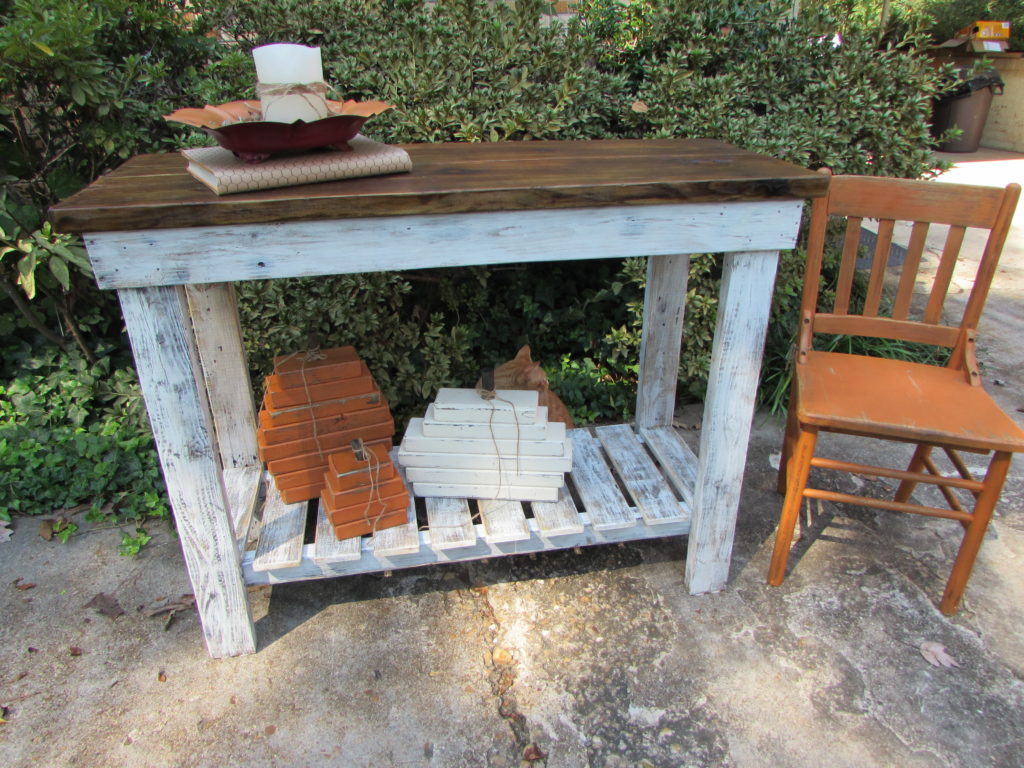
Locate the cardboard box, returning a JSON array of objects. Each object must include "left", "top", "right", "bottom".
[{"left": 939, "top": 21, "right": 1012, "bottom": 53}]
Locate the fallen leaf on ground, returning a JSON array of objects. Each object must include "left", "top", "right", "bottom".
[
  {"left": 492, "top": 647, "right": 514, "bottom": 665},
  {"left": 144, "top": 594, "right": 196, "bottom": 618},
  {"left": 13, "top": 578, "right": 36, "bottom": 591},
  {"left": 157, "top": 671, "right": 167, "bottom": 682},
  {"left": 0, "top": 520, "right": 11, "bottom": 543},
  {"left": 69, "top": 646, "right": 83, "bottom": 657},
  {"left": 523, "top": 743, "right": 546, "bottom": 761},
  {"left": 37, "top": 520, "right": 52, "bottom": 541},
  {"left": 920, "top": 641, "right": 960, "bottom": 668},
  {"left": 84, "top": 592, "right": 125, "bottom": 619}
]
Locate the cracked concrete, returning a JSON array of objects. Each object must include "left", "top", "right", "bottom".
[{"left": 2, "top": 152, "right": 1023, "bottom": 766}]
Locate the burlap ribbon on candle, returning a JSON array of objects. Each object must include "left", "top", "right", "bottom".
[{"left": 256, "top": 81, "right": 331, "bottom": 121}]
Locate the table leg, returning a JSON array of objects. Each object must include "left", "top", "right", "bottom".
[
  {"left": 636, "top": 254, "right": 690, "bottom": 429},
  {"left": 685, "top": 250, "right": 780, "bottom": 594},
  {"left": 185, "top": 283, "right": 259, "bottom": 470},
  {"left": 120, "top": 285, "right": 257, "bottom": 657}
]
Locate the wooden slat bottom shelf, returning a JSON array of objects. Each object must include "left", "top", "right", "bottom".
[{"left": 237, "top": 424, "right": 698, "bottom": 587}]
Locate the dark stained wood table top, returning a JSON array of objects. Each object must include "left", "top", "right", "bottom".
[{"left": 50, "top": 139, "right": 828, "bottom": 233}]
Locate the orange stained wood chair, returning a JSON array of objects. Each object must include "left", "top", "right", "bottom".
[{"left": 768, "top": 174, "right": 1023, "bottom": 614}]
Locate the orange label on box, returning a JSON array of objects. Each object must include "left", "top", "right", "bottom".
[{"left": 958, "top": 20, "right": 1011, "bottom": 40}]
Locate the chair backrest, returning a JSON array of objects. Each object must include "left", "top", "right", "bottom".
[{"left": 799, "top": 175, "right": 1020, "bottom": 359}]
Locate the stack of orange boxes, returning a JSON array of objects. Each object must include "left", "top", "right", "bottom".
[
  {"left": 321, "top": 441, "right": 410, "bottom": 540},
  {"left": 257, "top": 346, "right": 395, "bottom": 505}
]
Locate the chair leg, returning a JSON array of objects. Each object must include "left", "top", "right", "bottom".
[
  {"left": 939, "top": 450, "right": 1012, "bottom": 615},
  {"left": 894, "top": 443, "right": 933, "bottom": 503},
  {"left": 768, "top": 426, "right": 817, "bottom": 586},
  {"left": 776, "top": 382, "right": 801, "bottom": 495}
]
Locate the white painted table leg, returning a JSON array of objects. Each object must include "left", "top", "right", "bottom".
[
  {"left": 636, "top": 254, "right": 690, "bottom": 429},
  {"left": 685, "top": 250, "right": 779, "bottom": 594},
  {"left": 185, "top": 283, "right": 259, "bottom": 469},
  {"left": 120, "top": 285, "right": 257, "bottom": 657}
]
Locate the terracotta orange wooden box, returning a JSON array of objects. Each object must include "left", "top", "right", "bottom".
[{"left": 256, "top": 347, "right": 403, "bottom": 528}]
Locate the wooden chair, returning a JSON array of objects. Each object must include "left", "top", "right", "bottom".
[{"left": 768, "top": 174, "right": 1022, "bottom": 614}]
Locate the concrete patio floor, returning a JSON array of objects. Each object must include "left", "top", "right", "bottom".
[{"left": 1, "top": 152, "right": 1022, "bottom": 768}]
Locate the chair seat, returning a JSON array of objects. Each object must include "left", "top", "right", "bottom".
[{"left": 796, "top": 351, "right": 1024, "bottom": 453}]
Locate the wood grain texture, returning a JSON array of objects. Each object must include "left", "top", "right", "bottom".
[
  {"left": 568, "top": 430, "right": 635, "bottom": 531},
  {"left": 50, "top": 139, "right": 828, "bottom": 233},
  {"left": 313, "top": 502, "right": 362, "bottom": 563},
  {"left": 531, "top": 488, "right": 585, "bottom": 536},
  {"left": 424, "top": 497, "right": 476, "bottom": 549},
  {"left": 638, "top": 426, "right": 699, "bottom": 511},
  {"left": 478, "top": 499, "right": 531, "bottom": 543},
  {"left": 685, "top": 251, "right": 780, "bottom": 595},
  {"left": 369, "top": 458, "right": 423, "bottom": 557},
  {"left": 223, "top": 465, "right": 261, "bottom": 546},
  {"left": 636, "top": 254, "right": 689, "bottom": 429},
  {"left": 118, "top": 286, "right": 255, "bottom": 657},
  {"left": 594, "top": 424, "right": 687, "bottom": 525},
  {"left": 185, "top": 283, "right": 259, "bottom": 468},
  {"left": 251, "top": 482, "right": 307, "bottom": 572},
  {"left": 81, "top": 200, "right": 803, "bottom": 290}
]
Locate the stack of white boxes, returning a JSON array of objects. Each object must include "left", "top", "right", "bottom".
[{"left": 396, "top": 388, "right": 572, "bottom": 501}]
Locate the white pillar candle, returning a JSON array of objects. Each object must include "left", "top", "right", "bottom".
[{"left": 253, "top": 43, "right": 330, "bottom": 124}]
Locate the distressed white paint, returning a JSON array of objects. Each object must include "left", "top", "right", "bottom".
[
  {"left": 241, "top": 510, "right": 689, "bottom": 586},
  {"left": 313, "top": 502, "right": 362, "bottom": 562},
  {"left": 86, "top": 201, "right": 804, "bottom": 289},
  {"left": 251, "top": 482, "right": 307, "bottom": 572},
  {"left": 369, "top": 458, "right": 422, "bottom": 557},
  {"left": 405, "top": 467, "right": 565, "bottom": 488},
  {"left": 531, "top": 488, "right": 585, "bottom": 537},
  {"left": 413, "top": 483, "right": 560, "bottom": 503},
  {"left": 396, "top": 446, "right": 573, "bottom": 473},
  {"left": 185, "top": 283, "right": 259, "bottom": 468},
  {"left": 636, "top": 254, "right": 690, "bottom": 429},
  {"left": 568, "top": 430, "right": 635, "bottom": 531},
  {"left": 401, "top": 418, "right": 568, "bottom": 457},
  {"left": 119, "top": 286, "right": 255, "bottom": 657},
  {"left": 223, "top": 465, "right": 261, "bottom": 546},
  {"left": 478, "top": 499, "right": 531, "bottom": 543},
  {"left": 421, "top": 404, "right": 556, "bottom": 440},
  {"left": 424, "top": 497, "right": 476, "bottom": 549},
  {"left": 594, "top": 424, "right": 687, "bottom": 525},
  {"left": 686, "top": 251, "right": 780, "bottom": 595},
  {"left": 639, "top": 426, "right": 699, "bottom": 510}
]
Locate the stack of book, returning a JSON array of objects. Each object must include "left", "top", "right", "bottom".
[
  {"left": 257, "top": 346, "right": 394, "bottom": 504},
  {"left": 321, "top": 441, "right": 410, "bottom": 540},
  {"left": 396, "top": 388, "right": 572, "bottom": 502}
]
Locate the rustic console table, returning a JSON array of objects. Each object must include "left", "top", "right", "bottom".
[{"left": 51, "top": 139, "right": 827, "bottom": 657}]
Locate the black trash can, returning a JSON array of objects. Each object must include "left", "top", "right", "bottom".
[{"left": 931, "top": 69, "right": 1004, "bottom": 152}]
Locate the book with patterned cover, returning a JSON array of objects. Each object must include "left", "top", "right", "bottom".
[{"left": 182, "top": 135, "right": 412, "bottom": 195}]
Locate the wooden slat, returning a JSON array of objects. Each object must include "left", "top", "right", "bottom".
[
  {"left": 827, "top": 175, "right": 1006, "bottom": 229},
  {"left": 892, "top": 221, "right": 930, "bottom": 320},
  {"left": 924, "top": 225, "right": 966, "bottom": 324},
  {"left": 313, "top": 502, "right": 362, "bottom": 563},
  {"left": 424, "top": 497, "right": 476, "bottom": 549},
  {"left": 594, "top": 424, "right": 686, "bottom": 525},
  {"left": 82, "top": 200, "right": 804, "bottom": 290},
  {"left": 834, "top": 216, "right": 862, "bottom": 314},
  {"left": 568, "top": 430, "right": 635, "bottom": 530},
  {"left": 811, "top": 314, "right": 960, "bottom": 347},
  {"left": 531, "top": 488, "right": 585, "bottom": 536},
  {"left": 370, "top": 459, "right": 422, "bottom": 557},
  {"left": 636, "top": 253, "right": 689, "bottom": 429},
  {"left": 50, "top": 139, "right": 829, "bottom": 233},
  {"left": 119, "top": 285, "right": 255, "bottom": 657},
  {"left": 185, "top": 283, "right": 260, "bottom": 469},
  {"left": 863, "top": 218, "right": 894, "bottom": 317},
  {"left": 478, "top": 499, "right": 531, "bottom": 543},
  {"left": 252, "top": 483, "right": 307, "bottom": 571},
  {"left": 639, "top": 426, "right": 699, "bottom": 510},
  {"left": 223, "top": 465, "right": 261, "bottom": 545},
  {"left": 242, "top": 511, "right": 689, "bottom": 586}
]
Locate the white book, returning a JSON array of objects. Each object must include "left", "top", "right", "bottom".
[
  {"left": 420, "top": 404, "right": 558, "bottom": 441},
  {"left": 404, "top": 467, "right": 566, "bottom": 488},
  {"left": 412, "top": 482, "right": 561, "bottom": 503},
  {"left": 396, "top": 446, "right": 573, "bottom": 473},
  {"left": 401, "top": 418, "right": 566, "bottom": 457},
  {"left": 431, "top": 388, "right": 539, "bottom": 424}
]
